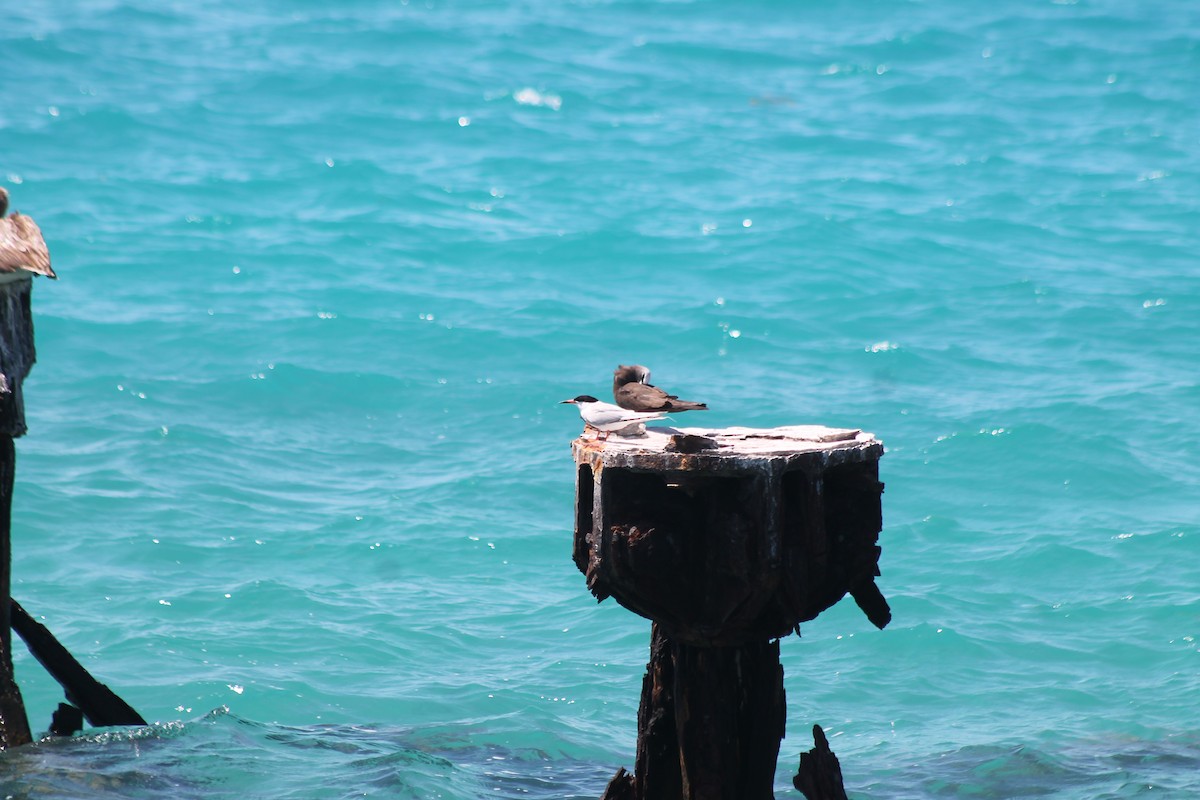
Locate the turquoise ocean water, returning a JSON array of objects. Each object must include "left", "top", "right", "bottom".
[{"left": 2, "top": 1, "right": 1198, "bottom": 797}]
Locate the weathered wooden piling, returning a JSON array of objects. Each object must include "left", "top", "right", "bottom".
[
  {"left": 571, "top": 424, "right": 889, "bottom": 800},
  {"left": 0, "top": 198, "right": 143, "bottom": 743},
  {"left": 0, "top": 278, "right": 39, "bottom": 747}
]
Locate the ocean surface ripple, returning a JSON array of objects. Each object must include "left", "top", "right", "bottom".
[{"left": 2, "top": 1, "right": 1198, "bottom": 797}]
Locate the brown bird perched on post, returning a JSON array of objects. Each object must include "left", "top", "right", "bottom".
[
  {"left": 0, "top": 187, "right": 57, "bottom": 282},
  {"left": 612, "top": 364, "right": 708, "bottom": 413}
]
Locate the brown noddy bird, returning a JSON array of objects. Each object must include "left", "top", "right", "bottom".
[
  {"left": 612, "top": 364, "right": 708, "bottom": 413},
  {"left": 0, "top": 187, "right": 56, "bottom": 281}
]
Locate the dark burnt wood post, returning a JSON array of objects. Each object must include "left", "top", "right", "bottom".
[
  {"left": 571, "top": 425, "right": 890, "bottom": 800},
  {"left": 0, "top": 200, "right": 145, "bottom": 741},
  {"left": 0, "top": 279, "right": 38, "bottom": 747}
]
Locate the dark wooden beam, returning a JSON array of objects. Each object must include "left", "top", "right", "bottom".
[
  {"left": 0, "top": 436, "right": 31, "bottom": 747},
  {"left": 11, "top": 599, "right": 146, "bottom": 728}
]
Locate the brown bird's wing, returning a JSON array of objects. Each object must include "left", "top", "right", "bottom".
[
  {"left": 661, "top": 396, "right": 708, "bottom": 412},
  {"left": 615, "top": 381, "right": 707, "bottom": 412},
  {"left": 0, "top": 214, "right": 55, "bottom": 279},
  {"left": 615, "top": 381, "right": 672, "bottom": 411}
]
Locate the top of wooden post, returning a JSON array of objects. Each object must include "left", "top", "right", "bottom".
[
  {"left": 570, "top": 423, "right": 891, "bottom": 640},
  {"left": 571, "top": 424, "right": 882, "bottom": 476},
  {"left": 0, "top": 279, "right": 39, "bottom": 437}
]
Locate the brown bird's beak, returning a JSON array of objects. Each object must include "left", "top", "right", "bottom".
[{"left": 560, "top": 398, "right": 577, "bottom": 404}]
